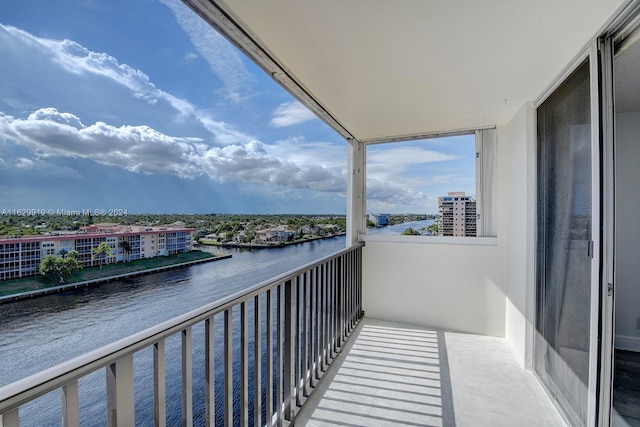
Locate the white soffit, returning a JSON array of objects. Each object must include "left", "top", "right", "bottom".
[{"left": 208, "top": 0, "right": 626, "bottom": 142}]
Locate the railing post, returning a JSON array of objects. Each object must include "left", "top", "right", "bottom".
[
  {"left": 224, "top": 309, "right": 233, "bottom": 427},
  {"left": 1, "top": 409, "right": 19, "bottom": 427},
  {"left": 182, "top": 327, "right": 193, "bottom": 426},
  {"left": 276, "top": 285, "right": 283, "bottom": 427},
  {"left": 253, "top": 295, "right": 262, "bottom": 427},
  {"left": 302, "top": 272, "right": 309, "bottom": 398},
  {"left": 240, "top": 302, "right": 249, "bottom": 426},
  {"left": 310, "top": 267, "right": 318, "bottom": 388},
  {"left": 154, "top": 340, "right": 166, "bottom": 427},
  {"left": 204, "top": 317, "right": 214, "bottom": 427},
  {"left": 283, "top": 279, "right": 295, "bottom": 422},
  {"left": 265, "top": 289, "right": 274, "bottom": 425},
  {"left": 62, "top": 380, "right": 79, "bottom": 427},
  {"left": 106, "top": 354, "right": 134, "bottom": 427}
]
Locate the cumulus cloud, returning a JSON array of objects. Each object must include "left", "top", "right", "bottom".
[
  {"left": 366, "top": 144, "right": 464, "bottom": 212},
  {"left": 159, "top": 0, "right": 254, "bottom": 102},
  {"left": 0, "top": 24, "right": 257, "bottom": 147},
  {"left": 0, "top": 108, "right": 346, "bottom": 192},
  {"left": 14, "top": 28, "right": 195, "bottom": 116},
  {"left": 270, "top": 101, "right": 317, "bottom": 127}
]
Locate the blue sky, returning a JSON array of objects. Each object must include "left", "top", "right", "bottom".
[{"left": 0, "top": 0, "right": 475, "bottom": 214}]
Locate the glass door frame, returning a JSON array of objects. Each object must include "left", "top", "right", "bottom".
[
  {"left": 533, "top": 5, "right": 640, "bottom": 425},
  {"left": 598, "top": 9, "right": 640, "bottom": 424},
  {"left": 533, "top": 42, "right": 602, "bottom": 427}
]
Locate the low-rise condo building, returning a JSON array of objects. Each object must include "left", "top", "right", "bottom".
[{"left": 0, "top": 224, "right": 195, "bottom": 280}]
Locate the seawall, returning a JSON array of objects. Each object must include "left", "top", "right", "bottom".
[{"left": 0, "top": 254, "right": 232, "bottom": 304}]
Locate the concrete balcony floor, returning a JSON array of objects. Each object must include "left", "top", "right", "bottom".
[{"left": 296, "top": 318, "right": 566, "bottom": 426}]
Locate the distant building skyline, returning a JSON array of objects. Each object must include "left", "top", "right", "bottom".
[{"left": 437, "top": 192, "right": 476, "bottom": 237}]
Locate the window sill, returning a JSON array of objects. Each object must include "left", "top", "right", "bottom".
[{"left": 359, "top": 234, "right": 498, "bottom": 246}]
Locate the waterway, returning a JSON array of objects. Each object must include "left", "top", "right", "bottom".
[
  {"left": 367, "top": 219, "right": 435, "bottom": 235},
  {"left": 0, "top": 236, "right": 346, "bottom": 426}
]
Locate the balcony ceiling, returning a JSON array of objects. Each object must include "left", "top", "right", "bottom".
[{"left": 198, "top": 0, "right": 627, "bottom": 142}]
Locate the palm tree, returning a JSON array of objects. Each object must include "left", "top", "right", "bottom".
[
  {"left": 92, "top": 242, "right": 112, "bottom": 270},
  {"left": 119, "top": 240, "right": 131, "bottom": 263}
]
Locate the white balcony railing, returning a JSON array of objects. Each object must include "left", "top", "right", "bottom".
[{"left": 0, "top": 244, "right": 363, "bottom": 426}]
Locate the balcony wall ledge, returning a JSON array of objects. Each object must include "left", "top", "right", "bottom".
[{"left": 359, "top": 234, "right": 498, "bottom": 246}]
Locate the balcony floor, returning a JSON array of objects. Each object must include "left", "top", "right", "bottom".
[{"left": 296, "top": 318, "right": 566, "bottom": 426}]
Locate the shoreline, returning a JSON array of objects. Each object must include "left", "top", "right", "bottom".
[
  {"left": 0, "top": 254, "right": 232, "bottom": 304},
  {"left": 200, "top": 232, "right": 346, "bottom": 249}
]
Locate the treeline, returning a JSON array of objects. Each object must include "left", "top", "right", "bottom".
[{"left": 0, "top": 213, "right": 347, "bottom": 237}]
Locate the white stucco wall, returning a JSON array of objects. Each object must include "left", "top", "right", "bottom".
[
  {"left": 500, "top": 103, "right": 536, "bottom": 368},
  {"left": 362, "top": 240, "right": 506, "bottom": 337}
]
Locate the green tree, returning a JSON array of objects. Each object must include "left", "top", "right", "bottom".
[
  {"left": 92, "top": 242, "right": 112, "bottom": 270},
  {"left": 39, "top": 255, "right": 82, "bottom": 284},
  {"left": 67, "top": 250, "right": 80, "bottom": 260},
  {"left": 427, "top": 223, "right": 439, "bottom": 235},
  {"left": 58, "top": 249, "right": 68, "bottom": 259},
  {"left": 119, "top": 240, "right": 131, "bottom": 263},
  {"left": 401, "top": 227, "right": 421, "bottom": 236}
]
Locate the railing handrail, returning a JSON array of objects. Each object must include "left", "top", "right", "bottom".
[{"left": 0, "top": 243, "right": 363, "bottom": 413}]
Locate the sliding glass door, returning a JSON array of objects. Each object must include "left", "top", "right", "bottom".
[{"left": 535, "top": 58, "right": 595, "bottom": 426}]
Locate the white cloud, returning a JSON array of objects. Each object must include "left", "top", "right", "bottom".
[
  {"left": 0, "top": 108, "right": 346, "bottom": 192},
  {"left": 15, "top": 157, "right": 35, "bottom": 168},
  {"left": 0, "top": 23, "right": 259, "bottom": 147},
  {"left": 270, "top": 101, "right": 317, "bottom": 127},
  {"left": 159, "top": 0, "right": 254, "bottom": 102},
  {"left": 366, "top": 144, "right": 464, "bottom": 212},
  {"left": 368, "top": 146, "right": 458, "bottom": 170}
]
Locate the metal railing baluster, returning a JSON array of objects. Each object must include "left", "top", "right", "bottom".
[
  {"left": 61, "top": 380, "right": 79, "bottom": 427},
  {"left": 283, "top": 279, "right": 294, "bottom": 422},
  {"left": 276, "top": 284, "right": 283, "bottom": 427},
  {"left": 240, "top": 302, "right": 249, "bottom": 426},
  {"left": 302, "top": 272, "right": 309, "bottom": 398},
  {"left": 181, "top": 327, "right": 193, "bottom": 427},
  {"left": 204, "top": 317, "right": 214, "bottom": 427},
  {"left": 224, "top": 309, "right": 233, "bottom": 427},
  {"left": 253, "top": 294, "right": 262, "bottom": 427},
  {"left": 265, "top": 289, "right": 274, "bottom": 426},
  {"left": 154, "top": 340, "right": 166, "bottom": 427},
  {"left": 295, "top": 276, "right": 302, "bottom": 408},
  {"left": 309, "top": 267, "right": 320, "bottom": 388},
  {"left": 106, "top": 354, "right": 134, "bottom": 427},
  {"left": 0, "top": 408, "right": 19, "bottom": 427}
]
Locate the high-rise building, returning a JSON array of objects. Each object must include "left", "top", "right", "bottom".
[
  {"left": 438, "top": 192, "right": 476, "bottom": 237},
  {"left": 368, "top": 213, "right": 388, "bottom": 227}
]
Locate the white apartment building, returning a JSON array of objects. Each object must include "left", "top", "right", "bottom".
[{"left": 0, "top": 224, "right": 195, "bottom": 280}]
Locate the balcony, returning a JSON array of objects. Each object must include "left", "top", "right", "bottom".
[{"left": 0, "top": 244, "right": 564, "bottom": 426}]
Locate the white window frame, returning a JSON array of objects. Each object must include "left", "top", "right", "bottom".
[{"left": 358, "top": 127, "right": 498, "bottom": 246}]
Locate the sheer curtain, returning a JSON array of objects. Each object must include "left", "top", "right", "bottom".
[{"left": 475, "top": 128, "right": 498, "bottom": 237}]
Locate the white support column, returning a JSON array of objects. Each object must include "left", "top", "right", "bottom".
[{"left": 346, "top": 138, "right": 365, "bottom": 247}]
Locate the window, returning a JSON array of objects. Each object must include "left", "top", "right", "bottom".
[{"left": 365, "top": 129, "right": 497, "bottom": 237}]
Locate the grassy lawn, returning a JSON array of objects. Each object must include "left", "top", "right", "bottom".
[{"left": 0, "top": 251, "right": 217, "bottom": 297}]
